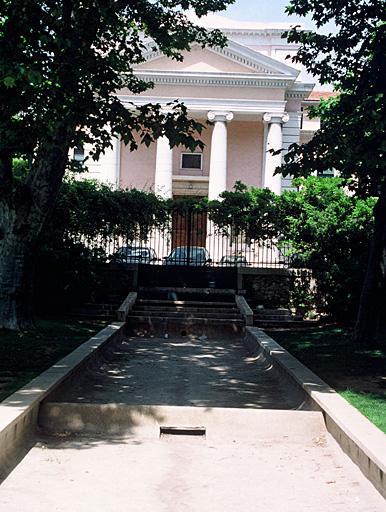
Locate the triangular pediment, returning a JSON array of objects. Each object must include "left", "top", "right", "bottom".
[{"left": 137, "top": 39, "right": 299, "bottom": 78}]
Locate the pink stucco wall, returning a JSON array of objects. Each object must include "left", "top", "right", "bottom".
[
  {"left": 172, "top": 124, "right": 212, "bottom": 177},
  {"left": 227, "top": 121, "right": 263, "bottom": 190},
  {"left": 119, "top": 138, "right": 156, "bottom": 191},
  {"left": 119, "top": 120, "right": 264, "bottom": 195}
]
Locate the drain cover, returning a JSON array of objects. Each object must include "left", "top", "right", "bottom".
[{"left": 160, "top": 426, "right": 206, "bottom": 438}]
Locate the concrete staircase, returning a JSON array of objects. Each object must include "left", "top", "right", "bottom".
[
  {"left": 254, "top": 308, "right": 292, "bottom": 327},
  {"left": 70, "top": 302, "right": 119, "bottom": 321},
  {"left": 70, "top": 293, "right": 123, "bottom": 321},
  {"left": 253, "top": 308, "right": 319, "bottom": 328},
  {"left": 126, "top": 287, "right": 244, "bottom": 336}
]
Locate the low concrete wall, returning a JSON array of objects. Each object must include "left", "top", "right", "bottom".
[
  {"left": 235, "top": 295, "right": 253, "bottom": 326},
  {"left": 244, "top": 327, "right": 386, "bottom": 499},
  {"left": 117, "top": 291, "right": 137, "bottom": 321},
  {"left": 0, "top": 322, "right": 125, "bottom": 483}
]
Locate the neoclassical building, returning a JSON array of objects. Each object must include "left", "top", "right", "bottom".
[{"left": 80, "top": 14, "right": 320, "bottom": 199}]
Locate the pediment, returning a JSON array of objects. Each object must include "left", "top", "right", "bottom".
[{"left": 137, "top": 39, "right": 299, "bottom": 78}]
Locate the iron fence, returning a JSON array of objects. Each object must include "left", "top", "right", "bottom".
[{"left": 70, "top": 209, "right": 293, "bottom": 268}]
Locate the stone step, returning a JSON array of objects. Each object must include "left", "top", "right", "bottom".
[
  {"left": 138, "top": 287, "right": 237, "bottom": 303},
  {"left": 126, "top": 315, "right": 244, "bottom": 336},
  {"left": 39, "top": 403, "right": 326, "bottom": 443},
  {"left": 83, "top": 303, "right": 120, "bottom": 310},
  {"left": 127, "top": 314, "right": 243, "bottom": 323},
  {"left": 130, "top": 310, "right": 242, "bottom": 320},
  {"left": 254, "top": 319, "right": 320, "bottom": 329},
  {"left": 254, "top": 308, "right": 291, "bottom": 317},
  {"left": 70, "top": 312, "right": 116, "bottom": 320},
  {"left": 73, "top": 307, "right": 117, "bottom": 315},
  {"left": 139, "top": 286, "right": 236, "bottom": 295},
  {"left": 133, "top": 305, "right": 240, "bottom": 314},
  {"left": 137, "top": 299, "right": 236, "bottom": 307},
  {"left": 254, "top": 315, "right": 292, "bottom": 321}
]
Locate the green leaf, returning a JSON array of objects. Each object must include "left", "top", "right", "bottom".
[{"left": 3, "top": 76, "right": 16, "bottom": 87}]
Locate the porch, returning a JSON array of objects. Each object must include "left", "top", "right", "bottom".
[{"left": 119, "top": 110, "right": 297, "bottom": 199}]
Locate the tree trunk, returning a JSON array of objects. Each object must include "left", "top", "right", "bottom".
[
  {"left": 0, "top": 222, "right": 36, "bottom": 330},
  {"left": 354, "top": 179, "right": 386, "bottom": 346},
  {"left": 0, "top": 127, "right": 73, "bottom": 330}
]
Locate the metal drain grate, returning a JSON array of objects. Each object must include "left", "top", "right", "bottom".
[{"left": 160, "top": 426, "right": 206, "bottom": 438}]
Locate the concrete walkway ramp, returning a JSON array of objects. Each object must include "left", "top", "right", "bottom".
[
  {"left": 1, "top": 408, "right": 385, "bottom": 512},
  {"left": 46, "top": 335, "right": 305, "bottom": 409},
  {"left": 1, "top": 334, "right": 385, "bottom": 510}
]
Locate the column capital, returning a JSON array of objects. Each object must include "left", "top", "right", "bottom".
[
  {"left": 263, "top": 112, "right": 289, "bottom": 124},
  {"left": 207, "top": 111, "right": 234, "bottom": 123}
]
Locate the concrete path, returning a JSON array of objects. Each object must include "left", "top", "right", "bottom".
[
  {"left": 1, "top": 426, "right": 385, "bottom": 511},
  {"left": 0, "top": 334, "right": 385, "bottom": 510},
  {"left": 56, "top": 335, "right": 303, "bottom": 409}
]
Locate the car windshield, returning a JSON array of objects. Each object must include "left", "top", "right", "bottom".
[
  {"left": 170, "top": 247, "right": 206, "bottom": 259},
  {"left": 116, "top": 246, "right": 131, "bottom": 255},
  {"left": 131, "top": 249, "right": 149, "bottom": 257}
]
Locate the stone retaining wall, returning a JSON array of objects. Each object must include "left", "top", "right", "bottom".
[{"left": 239, "top": 268, "right": 290, "bottom": 308}]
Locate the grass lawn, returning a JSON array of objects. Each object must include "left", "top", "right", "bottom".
[
  {"left": 0, "top": 318, "right": 102, "bottom": 402},
  {"left": 267, "top": 327, "right": 386, "bottom": 433}
]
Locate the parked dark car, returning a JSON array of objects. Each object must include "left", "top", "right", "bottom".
[
  {"left": 163, "top": 246, "right": 211, "bottom": 266},
  {"left": 111, "top": 246, "right": 157, "bottom": 264}
]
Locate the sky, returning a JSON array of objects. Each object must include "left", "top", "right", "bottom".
[
  {"left": 222, "top": 0, "right": 305, "bottom": 23},
  {"left": 219, "top": 0, "right": 336, "bottom": 89},
  {"left": 220, "top": 0, "right": 336, "bottom": 34}
]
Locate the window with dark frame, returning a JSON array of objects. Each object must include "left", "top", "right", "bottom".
[
  {"left": 73, "top": 146, "right": 85, "bottom": 162},
  {"left": 181, "top": 152, "right": 202, "bottom": 170},
  {"left": 317, "top": 169, "right": 335, "bottom": 178}
]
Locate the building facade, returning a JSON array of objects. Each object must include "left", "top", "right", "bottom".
[{"left": 79, "top": 14, "right": 319, "bottom": 199}]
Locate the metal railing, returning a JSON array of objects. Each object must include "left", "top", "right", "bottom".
[{"left": 70, "top": 210, "right": 292, "bottom": 268}]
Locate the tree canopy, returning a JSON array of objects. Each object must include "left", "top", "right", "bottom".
[
  {"left": 280, "top": 0, "right": 386, "bottom": 345},
  {"left": 282, "top": 0, "right": 385, "bottom": 193},
  {"left": 0, "top": 0, "right": 234, "bottom": 329}
]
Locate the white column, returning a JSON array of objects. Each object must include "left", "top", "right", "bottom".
[
  {"left": 154, "top": 135, "right": 173, "bottom": 198},
  {"left": 207, "top": 111, "right": 234, "bottom": 200},
  {"left": 112, "top": 135, "right": 121, "bottom": 188},
  {"left": 85, "top": 130, "right": 120, "bottom": 188},
  {"left": 263, "top": 113, "right": 289, "bottom": 195}
]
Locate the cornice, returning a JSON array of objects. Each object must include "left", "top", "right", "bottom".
[
  {"left": 134, "top": 70, "right": 295, "bottom": 89},
  {"left": 119, "top": 96, "right": 287, "bottom": 114},
  {"left": 172, "top": 175, "right": 209, "bottom": 182},
  {"left": 221, "top": 28, "right": 292, "bottom": 36},
  {"left": 285, "top": 83, "right": 315, "bottom": 100}
]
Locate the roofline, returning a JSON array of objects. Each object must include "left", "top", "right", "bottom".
[
  {"left": 218, "top": 27, "right": 303, "bottom": 35},
  {"left": 224, "top": 39, "right": 299, "bottom": 77},
  {"left": 133, "top": 69, "right": 297, "bottom": 89},
  {"left": 140, "top": 39, "right": 299, "bottom": 79}
]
